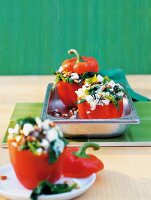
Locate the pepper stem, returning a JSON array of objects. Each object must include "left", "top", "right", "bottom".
[
  {"left": 68, "top": 49, "right": 83, "bottom": 63},
  {"left": 73, "top": 142, "right": 100, "bottom": 158}
]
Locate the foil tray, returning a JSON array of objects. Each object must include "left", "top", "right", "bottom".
[{"left": 41, "top": 83, "right": 140, "bottom": 138}]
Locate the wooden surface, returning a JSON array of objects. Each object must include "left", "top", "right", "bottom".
[
  {"left": 1, "top": 0, "right": 151, "bottom": 75},
  {"left": 0, "top": 75, "right": 151, "bottom": 200}
]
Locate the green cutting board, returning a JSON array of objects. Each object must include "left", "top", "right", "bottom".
[{"left": 2, "top": 102, "right": 151, "bottom": 147}]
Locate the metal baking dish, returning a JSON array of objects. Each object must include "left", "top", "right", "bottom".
[{"left": 41, "top": 83, "right": 140, "bottom": 138}]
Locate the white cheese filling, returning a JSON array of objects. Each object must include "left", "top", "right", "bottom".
[{"left": 76, "top": 75, "right": 125, "bottom": 111}]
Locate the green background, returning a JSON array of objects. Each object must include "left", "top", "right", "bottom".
[{"left": 0, "top": 0, "right": 151, "bottom": 75}]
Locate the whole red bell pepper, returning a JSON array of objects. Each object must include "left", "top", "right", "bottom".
[
  {"left": 78, "top": 99, "right": 123, "bottom": 119},
  {"left": 8, "top": 140, "right": 64, "bottom": 189},
  {"left": 56, "top": 49, "right": 99, "bottom": 107},
  {"left": 62, "top": 49, "right": 99, "bottom": 74},
  {"left": 63, "top": 142, "right": 104, "bottom": 178}
]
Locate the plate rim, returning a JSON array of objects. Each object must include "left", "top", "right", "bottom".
[{"left": 0, "top": 163, "right": 96, "bottom": 200}]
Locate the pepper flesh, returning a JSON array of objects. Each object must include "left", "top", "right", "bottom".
[
  {"left": 57, "top": 81, "right": 81, "bottom": 108},
  {"left": 78, "top": 99, "right": 123, "bottom": 119},
  {"left": 8, "top": 140, "right": 64, "bottom": 189},
  {"left": 63, "top": 143, "right": 104, "bottom": 178}
]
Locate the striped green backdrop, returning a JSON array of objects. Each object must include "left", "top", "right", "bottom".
[{"left": 0, "top": 0, "right": 151, "bottom": 75}]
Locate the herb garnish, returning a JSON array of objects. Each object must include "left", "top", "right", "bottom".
[
  {"left": 55, "top": 71, "right": 98, "bottom": 84},
  {"left": 30, "top": 180, "right": 78, "bottom": 200}
]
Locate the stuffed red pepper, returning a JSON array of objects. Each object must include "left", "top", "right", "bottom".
[
  {"left": 8, "top": 117, "right": 68, "bottom": 189},
  {"left": 55, "top": 49, "right": 99, "bottom": 107},
  {"left": 76, "top": 75, "right": 125, "bottom": 119}
]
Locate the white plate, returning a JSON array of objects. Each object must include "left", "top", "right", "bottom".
[{"left": 0, "top": 164, "right": 96, "bottom": 200}]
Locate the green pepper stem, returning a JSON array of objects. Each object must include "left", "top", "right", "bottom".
[
  {"left": 73, "top": 142, "right": 100, "bottom": 158},
  {"left": 68, "top": 49, "right": 83, "bottom": 63}
]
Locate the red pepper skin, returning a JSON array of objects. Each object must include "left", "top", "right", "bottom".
[
  {"left": 8, "top": 140, "right": 64, "bottom": 189},
  {"left": 78, "top": 99, "right": 123, "bottom": 119},
  {"left": 57, "top": 49, "right": 99, "bottom": 108},
  {"left": 62, "top": 147, "right": 104, "bottom": 178},
  {"left": 62, "top": 56, "right": 99, "bottom": 75},
  {"left": 57, "top": 81, "right": 81, "bottom": 107}
]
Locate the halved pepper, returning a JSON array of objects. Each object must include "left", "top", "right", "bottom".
[
  {"left": 56, "top": 49, "right": 99, "bottom": 107},
  {"left": 62, "top": 142, "right": 104, "bottom": 178}
]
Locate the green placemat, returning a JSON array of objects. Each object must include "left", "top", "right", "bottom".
[{"left": 2, "top": 102, "right": 151, "bottom": 147}]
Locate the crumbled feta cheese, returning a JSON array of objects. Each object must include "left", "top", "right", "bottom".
[
  {"left": 75, "top": 88, "right": 85, "bottom": 98},
  {"left": 86, "top": 95, "right": 94, "bottom": 103},
  {"left": 36, "top": 148, "right": 43, "bottom": 155},
  {"left": 102, "top": 99, "right": 110, "bottom": 105},
  {"left": 53, "top": 139, "right": 65, "bottom": 156},
  {"left": 108, "top": 80, "right": 115, "bottom": 88},
  {"left": 97, "top": 75, "right": 103, "bottom": 82},
  {"left": 75, "top": 75, "right": 125, "bottom": 111},
  {"left": 46, "top": 128, "right": 58, "bottom": 142},
  {"left": 22, "top": 123, "right": 34, "bottom": 136},
  {"left": 85, "top": 83, "right": 91, "bottom": 88},
  {"left": 74, "top": 79, "right": 81, "bottom": 83},
  {"left": 35, "top": 117, "right": 43, "bottom": 128},
  {"left": 41, "top": 139, "right": 50, "bottom": 149},
  {"left": 86, "top": 111, "right": 91, "bottom": 114},
  {"left": 58, "top": 66, "right": 63, "bottom": 73},
  {"left": 117, "top": 91, "right": 124, "bottom": 96},
  {"left": 70, "top": 73, "right": 79, "bottom": 80},
  {"left": 8, "top": 124, "right": 20, "bottom": 135},
  {"left": 42, "top": 119, "right": 52, "bottom": 130},
  {"left": 94, "top": 99, "right": 100, "bottom": 105},
  {"left": 90, "top": 102, "right": 97, "bottom": 110}
]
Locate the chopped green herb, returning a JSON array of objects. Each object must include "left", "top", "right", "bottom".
[
  {"left": 77, "top": 99, "right": 86, "bottom": 104},
  {"left": 48, "top": 144, "right": 58, "bottom": 164},
  {"left": 104, "top": 95, "right": 119, "bottom": 108},
  {"left": 55, "top": 71, "right": 98, "bottom": 84},
  {"left": 19, "top": 144, "right": 28, "bottom": 150},
  {"left": 30, "top": 180, "right": 78, "bottom": 200},
  {"left": 27, "top": 141, "right": 40, "bottom": 155},
  {"left": 68, "top": 78, "right": 74, "bottom": 84},
  {"left": 82, "top": 72, "right": 97, "bottom": 79},
  {"left": 102, "top": 76, "right": 110, "bottom": 84},
  {"left": 17, "top": 117, "right": 36, "bottom": 128}
]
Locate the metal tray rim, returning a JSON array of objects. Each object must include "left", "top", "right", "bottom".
[{"left": 41, "top": 83, "right": 140, "bottom": 124}]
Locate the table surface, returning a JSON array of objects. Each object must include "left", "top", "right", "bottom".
[{"left": 0, "top": 75, "right": 151, "bottom": 200}]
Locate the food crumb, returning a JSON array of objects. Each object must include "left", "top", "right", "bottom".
[{"left": 0, "top": 175, "right": 7, "bottom": 180}]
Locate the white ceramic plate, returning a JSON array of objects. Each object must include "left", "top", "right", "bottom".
[{"left": 0, "top": 164, "right": 96, "bottom": 200}]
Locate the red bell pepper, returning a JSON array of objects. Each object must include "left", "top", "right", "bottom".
[
  {"left": 8, "top": 140, "right": 64, "bottom": 189},
  {"left": 57, "top": 81, "right": 81, "bottom": 108},
  {"left": 62, "top": 49, "right": 99, "bottom": 74},
  {"left": 78, "top": 99, "right": 123, "bottom": 119},
  {"left": 56, "top": 49, "right": 99, "bottom": 107},
  {"left": 63, "top": 142, "right": 104, "bottom": 178}
]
